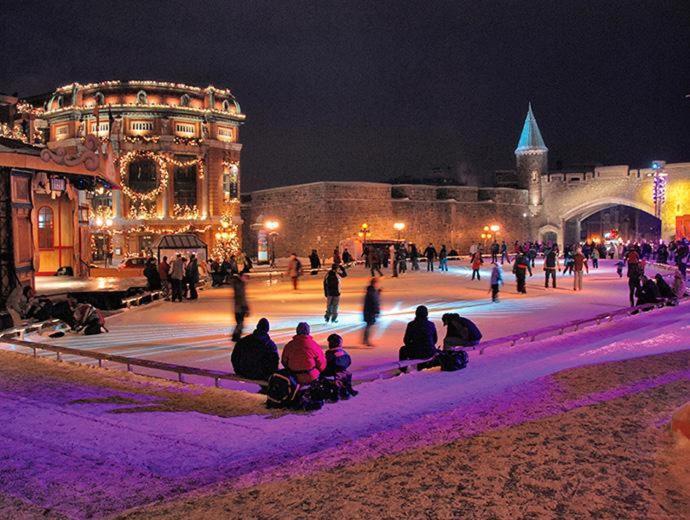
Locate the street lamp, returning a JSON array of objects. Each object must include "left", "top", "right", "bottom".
[
  {"left": 358, "top": 223, "right": 370, "bottom": 242},
  {"left": 264, "top": 220, "right": 280, "bottom": 267},
  {"left": 393, "top": 222, "right": 405, "bottom": 239},
  {"left": 490, "top": 224, "right": 500, "bottom": 233}
]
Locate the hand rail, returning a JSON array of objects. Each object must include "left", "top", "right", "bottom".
[{"left": 0, "top": 336, "right": 267, "bottom": 388}]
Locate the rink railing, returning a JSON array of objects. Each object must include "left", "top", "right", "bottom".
[
  {"left": 0, "top": 336, "right": 268, "bottom": 388},
  {"left": 1, "top": 296, "right": 685, "bottom": 390},
  {"left": 477, "top": 299, "right": 683, "bottom": 355}
]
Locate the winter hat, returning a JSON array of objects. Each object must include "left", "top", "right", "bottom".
[
  {"left": 327, "top": 333, "right": 342, "bottom": 349},
  {"left": 296, "top": 322, "right": 311, "bottom": 335},
  {"left": 415, "top": 305, "right": 428, "bottom": 319},
  {"left": 256, "top": 318, "right": 270, "bottom": 333}
]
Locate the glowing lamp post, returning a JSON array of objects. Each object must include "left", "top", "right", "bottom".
[
  {"left": 265, "top": 220, "right": 280, "bottom": 267},
  {"left": 393, "top": 222, "right": 405, "bottom": 239},
  {"left": 358, "top": 223, "right": 370, "bottom": 242},
  {"left": 490, "top": 224, "right": 500, "bottom": 234}
]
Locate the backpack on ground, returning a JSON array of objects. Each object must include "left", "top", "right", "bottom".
[
  {"left": 266, "top": 369, "right": 301, "bottom": 409},
  {"left": 438, "top": 350, "right": 469, "bottom": 372}
]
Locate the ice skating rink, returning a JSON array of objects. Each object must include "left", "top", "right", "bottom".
[{"left": 21, "top": 259, "right": 665, "bottom": 373}]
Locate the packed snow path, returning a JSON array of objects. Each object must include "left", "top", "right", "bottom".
[
  {"left": 1, "top": 299, "right": 688, "bottom": 518},
  {"left": 16, "top": 259, "right": 673, "bottom": 374}
]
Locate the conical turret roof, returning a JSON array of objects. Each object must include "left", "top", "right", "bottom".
[{"left": 515, "top": 103, "right": 547, "bottom": 154}]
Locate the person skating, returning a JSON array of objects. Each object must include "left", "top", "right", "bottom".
[
  {"left": 471, "top": 251, "right": 483, "bottom": 280},
  {"left": 439, "top": 245, "right": 448, "bottom": 271},
  {"left": 281, "top": 322, "right": 326, "bottom": 385},
  {"left": 342, "top": 248, "right": 353, "bottom": 265},
  {"left": 410, "top": 244, "right": 420, "bottom": 271},
  {"left": 512, "top": 251, "right": 532, "bottom": 294},
  {"left": 368, "top": 248, "right": 383, "bottom": 277},
  {"left": 591, "top": 247, "right": 600, "bottom": 269},
  {"left": 572, "top": 248, "right": 588, "bottom": 291},
  {"left": 396, "top": 244, "right": 407, "bottom": 275},
  {"left": 625, "top": 246, "right": 642, "bottom": 306},
  {"left": 287, "top": 253, "right": 303, "bottom": 290},
  {"left": 362, "top": 277, "right": 381, "bottom": 346},
  {"left": 309, "top": 249, "right": 321, "bottom": 274},
  {"left": 489, "top": 262, "right": 503, "bottom": 302},
  {"left": 231, "top": 273, "right": 250, "bottom": 342},
  {"left": 490, "top": 240, "right": 499, "bottom": 264},
  {"left": 424, "top": 243, "right": 437, "bottom": 271},
  {"left": 615, "top": 259, "right": 624, "bottom": 278},
  {"left": 332, "top": 247, "right": 341, "bottom": 266},
  {"left": 231, "top": 317, "right": 279, "bottom": 381},
  {"left": 323, "top": 264, "right": 346, "bottom": 323},
  {"left": 399, "top": 305, "right": 438, "bottom": 361},
  {"left": 170, "top": 253, "right": 185, "bottom": 302},
  {"left": 562, "top": 248, "right": 574, "bottom": 275},
  {"left": 544, "top": 248, "right": 560, "bottom": 288},
  {"left": 500, "top": 240, "right": 509, "bottom": 264}
]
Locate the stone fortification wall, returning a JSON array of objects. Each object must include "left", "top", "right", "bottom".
[{"left": 242, "top": 181, "right": 530, "bottom": 259}]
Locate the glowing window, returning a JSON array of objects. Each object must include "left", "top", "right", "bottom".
[
  {"left": 38, "top": 207, "right": 54, "bottom": 249},
  {"left": 223, "top": 163, "right": 239, "bottom": 203}
]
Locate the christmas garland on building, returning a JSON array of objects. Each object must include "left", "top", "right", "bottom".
[{"left": 119, "top": 150, "right": 169, "bottom": 202}]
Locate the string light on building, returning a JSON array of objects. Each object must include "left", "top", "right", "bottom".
[
  {"left": 172, "top": 204, "right": 201, "bottom": 220},
  {"left": 167, "top": 155, "right": 205, "bottom": 179},
  {"left": 651, "top": 160, "right": 668, "bottom": 219},
  {"left": 212, "top": 214, "right": 241, "bottom": 259}
]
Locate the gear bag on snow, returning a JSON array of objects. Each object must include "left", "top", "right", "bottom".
[
  {"left": 438, "top": 349, "right": 469, "bottom": 372},
  {"left": 266, "top": 369, "right": 301, "bottom": 408}
]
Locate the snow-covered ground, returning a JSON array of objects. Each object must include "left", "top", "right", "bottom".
[
  {"left": 11, "top": 259, "right": 674, "bottom": 377},
  {"left": 1, "top": 294, "right": 688, "bottom": 518}
]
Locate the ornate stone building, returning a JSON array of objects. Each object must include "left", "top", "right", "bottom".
[{"left": 38, "top": 80, "right": 244, "bottom": 261}]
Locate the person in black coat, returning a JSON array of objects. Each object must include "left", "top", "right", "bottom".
[
  {"left": 231, "top": 317, "right": 279, "bottom": 380},
  {"left": 441, "top": 313, "right": 482, "bottom": 348},
  {"left": 143, "top": 258, "right": 161, "bottom": 291},
  {"left": 636, "top": 275, "right": 661, "bottom": 306},
  {"left": 400, "top": 305, "right": 438, "bottom": 360},
  {"left": 362, "top": 277, "right": 380, "bottom": 346}
]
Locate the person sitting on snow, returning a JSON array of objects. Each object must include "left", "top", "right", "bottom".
[
  {"left": 654, "top": 273, "right": 676, "bottom": 302},
  {"left": 231, "top": 317, "right": 279, "bottom": 381},
  {"left": 320, "top": 333, "right": 358, "bottom": 399},
  {"left": 441, "top": 313, "right": 483, "bottom": 349},
  {"left": 281, "top": 322, "right": 326, "bottom": 384},
  {"left": 5, "top": 285, "right": 36, "bottom": 327},
  {"left": 399, "top": 305, "right": 438, "bottom": 361}
]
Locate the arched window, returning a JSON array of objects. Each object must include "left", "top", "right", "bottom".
[
  {"left": 94, "top": 92, "right": 105, "bottom": 105},
  {"left": 38, "top": 207, "right": 54, "bottom": 249},
  {"left": 222, "top": 99, "right": 230, "bottom": 112},
  {"left": 223, "top": 163, "right": 239, "bottom": 203},
  {"left": 57, "top": 95, "right": 64, "bottom": 108},
  {"left": 136, "top": 90, "right": 148, "bottom": 104},
  {"left": 127, "top": 157, "right": 158, "bottom": 194},
  {"left": 180, "top": 94, "right": 190, "bottom": 107}
]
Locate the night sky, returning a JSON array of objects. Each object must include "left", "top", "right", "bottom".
[{"left": 2, "top": 1, "right": 689, "bottom": 191}]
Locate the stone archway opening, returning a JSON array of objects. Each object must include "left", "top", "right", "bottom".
[{"left": 562, "top": 200, "right": 660, "bottom": 246}]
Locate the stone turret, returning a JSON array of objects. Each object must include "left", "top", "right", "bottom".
[{"left": 515, "top": 103, "right": 548, "bottom": 215}]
